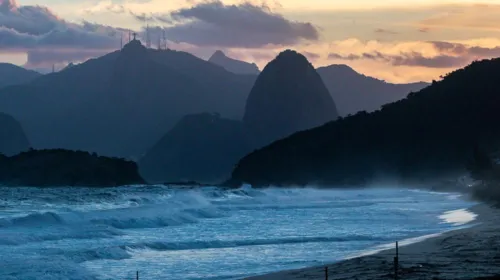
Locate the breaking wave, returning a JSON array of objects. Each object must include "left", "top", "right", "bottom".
[{"left": 0, "top": 185, "right": 477, "bottom": 280}]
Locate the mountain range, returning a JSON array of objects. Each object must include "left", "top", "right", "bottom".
[
  {"left": 208, "top": 51, "right": 428, "bottom": 116},
  {"left": 140, "top": 50, "right": 338, "bottom": 183},
  {"left": 316, "top": 65, "right": 428, "bottom": 116},
  {"left": 0, "top": 44, "right": 427, "bottom": 163},
  {"left": 228, "top": 58, "right": 500, "bottom": 187},
  {"left": 208, "top": 50, "right": 260, "bottom": 75},
  {"left": 0, "top": 40, "right": 255, "bottom": 158}
]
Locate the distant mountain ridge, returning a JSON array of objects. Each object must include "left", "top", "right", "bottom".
[
  {"left": 207, "top": 54, "right": 428, "bottom": 116},
  {"left": 0, "top": 63, "right": 41, "bottom": 88},
  {"left": 228, "top": 58, "right": 500, "bottom": 187},
  {"left": 140, "top": 50, "right": 338, "bottom": 183},
  {"left": 316, "top": 64, "right": 428, "bottom": 116},
  {"left": 0, "top": 40, "right": 256, "bottom": 158},
  {"left": 208, "top": 50, "right": 260, "bottom": 75}
]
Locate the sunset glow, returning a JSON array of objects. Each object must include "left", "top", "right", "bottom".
[{"left": 2, "top": 0, "right": 500, "bottom": 82}]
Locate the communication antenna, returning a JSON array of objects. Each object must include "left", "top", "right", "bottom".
[
  {"left": 162, "top": 29, "right": 167, "bottom": 50},
  {"left": 128, "top": 30, "right": 131, "bottom": 43},
  {"left": 52, "top": 64, "right": 55, "bottom": 73},
  {"left": 146, "top": 24, "right": 151, "bottom": 48},
  {"left": 120, "top": 33, "right": 123, "bottom": 49}
]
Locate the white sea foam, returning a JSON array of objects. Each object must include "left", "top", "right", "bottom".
[{"left": 439, "top": 208, "right": 478, "bottom": 226}]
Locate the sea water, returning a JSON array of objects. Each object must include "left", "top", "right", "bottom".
[{"left": 0, "top": 185, "right": 477, "bottom": 280}]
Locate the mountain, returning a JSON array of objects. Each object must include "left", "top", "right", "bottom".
[
  {"left": 0, "top": 40, "right": 256, "bottom": 158},
  {"left": 0, "top": 149, "right": 145, "bottom": 187},
  {"left": 207, "top": 55, "right": 428, "bottom": 116},
  {"left": 0, "top": 63, "right": 41, "bottom": 88},
  {"left": 228, "top": 58, "right": 500, "bottom": 187},
  {"left": 0, "top": 113, "right": 30, "bottom": 156},
  {"left": 140, "top": 50, "right": 339, "bottom": 183},
  {"left": 243, "top": 50, "right": 338, "bottom": 145},
  {"left": 316, "top": 64, "right": 428, "bottom": 116},
  {"left": 139, "top": 113, "right": 252, "bottom": 183},
  {"left": 208, "top": 50, "right": 260, "bottom": 75}
]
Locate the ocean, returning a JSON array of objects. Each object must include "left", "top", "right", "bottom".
[{"left": 0, "top": 185, "right": 477, "bottom": 280}]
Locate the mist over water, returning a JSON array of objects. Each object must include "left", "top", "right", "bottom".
[{"left": 0, "top": 185, "right": 476, "bottom": 280}]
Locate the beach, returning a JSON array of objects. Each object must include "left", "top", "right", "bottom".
[{"left": 246, "top": 203, "right": 500, "bottom": 280}]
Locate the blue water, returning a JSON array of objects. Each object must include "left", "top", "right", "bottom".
[{"left": 0, "top": 185, "right": 477, "bottom": 280}]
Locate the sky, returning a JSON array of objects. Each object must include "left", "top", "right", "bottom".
[{"left": 1, "top": 0, "right": 500, "bottom": 82}]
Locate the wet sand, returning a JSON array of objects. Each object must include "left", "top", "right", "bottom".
[{"left": 246, "top": 204, "right": 500, "bottom": 280}]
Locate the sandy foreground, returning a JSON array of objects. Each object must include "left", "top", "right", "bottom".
[{"left": 245, "top": 203, "right": 500, "bottom": 280}]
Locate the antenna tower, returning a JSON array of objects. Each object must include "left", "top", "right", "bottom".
[
  {"left": 162, "top": 29, "right": 167, "bottom": 50},
  {"left": 146, "top": 24, "right": 151, "bottom": 48}
]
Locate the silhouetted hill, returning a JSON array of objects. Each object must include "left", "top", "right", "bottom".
[
  {"left": 317, "top": 64, "right": 428, "bottom": 116},
  {"left": 139, "top": 113, "right": 252, "bottom": 183},
  {"left": 0, "top": 63, "right": 40, "bottom": 88},
  {"left": 0, "top": 113, "right": 30, "bottom": 156},
  {"left": 229, "top": 58, "right": 500, "bottom": 187},
  {"left": 244, "top": 50, "right": 338, "bottom": 145},
  {"left": 208, "top": 50, "right": 260, "bottom": 75},
  {"left": 0, "top": 40, "right": 255, "bottom": 157},
  {"left": 465, "top": 148, "right": 500, "bottom": 205},
  {"left": 0, "top": 149, "right": 145, "bottom": 187}
]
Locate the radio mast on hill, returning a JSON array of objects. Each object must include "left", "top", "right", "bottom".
[
  {"left": 163, "top": 29, "right": 167, "bottom": 50},
  {"left": 145, "top": 24, "right": 151, "bottom": 48}
]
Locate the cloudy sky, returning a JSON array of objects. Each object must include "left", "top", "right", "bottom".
[{"left": 1, "top": 0, "right": 500, "bottom": 82}]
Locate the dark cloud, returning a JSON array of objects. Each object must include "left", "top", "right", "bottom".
[
  {"left": 0, "top": 0, "right": 61, "bottom": 36},
  {"left": 327, "top": 53, "right": 344, "bottom": 60},
  {"left": 153, "top": 0, "right": 318, "bottom": 48},
  {"left": 468, "top": 46, "right": 500, "bottom": 57},
  {"left": 0, "top": 0, "right": 124, "bottom": 65},
  {"left": 430, "top": 41, "right": 500, "bottom": 58},
  {"left": 130, "top": 11, "right": 156, "bottom": 22},
  {"left": 430, "top": 41, "right": 468, "bottom": 55},
  {"left": 328, "top": 41, "right": 500, "bottom": 68},
  {"left": 374, "top": 28, "right": 398, "bottom": 35},
  {"left": 154, "top": 14, "right": 173, "bottom": 24},
  {"left": 106, "top": 4, "right": 126, "bottom": 14},
  {"left": 302, "top": 51, "right": 321, "bottom": 61},
  {"left": 83, "top": 2, "right": 127, "bottom": 15},
  {"left": 418, "top": 27, "right": 431, "bottom": 33},
  {"left": 328, "top": 50, "right": 467, "bottom": 68},
  {"left": 328, "top": 53, "right": 361, "bottom": 60},
  {"left": 390, "top": 52, "right": 467, "bottom": 68}
]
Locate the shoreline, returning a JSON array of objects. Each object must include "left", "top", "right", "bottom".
[{"left": 245, "top": 202, "right": 500, "bottom": 280}]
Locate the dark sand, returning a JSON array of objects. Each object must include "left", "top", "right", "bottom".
[{"left": 245, "top": 204, "right": 500, "bottom": 280}]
